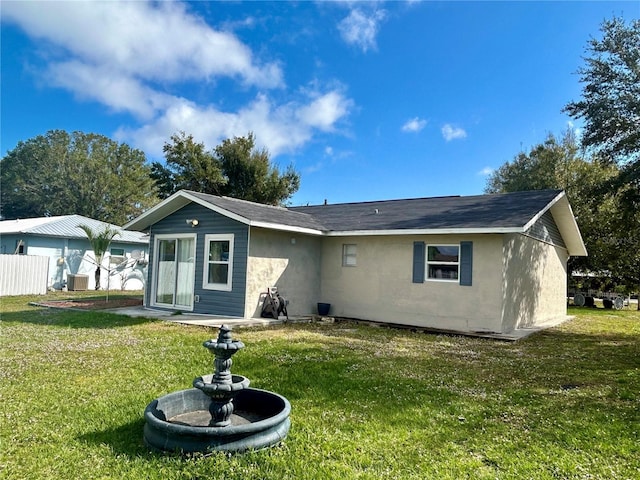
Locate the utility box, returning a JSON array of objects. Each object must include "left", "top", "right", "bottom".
[{"left": 67, "top": 274, "right": 89, "bottom": 291}]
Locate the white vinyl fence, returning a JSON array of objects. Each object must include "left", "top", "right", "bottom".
[{"left": 0, "top": 255, "right": 50, "bottom": 296}]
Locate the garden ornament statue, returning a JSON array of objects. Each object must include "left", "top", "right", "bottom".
[{"left": 143, "top": 325, "right": 291, "bottom": 454}]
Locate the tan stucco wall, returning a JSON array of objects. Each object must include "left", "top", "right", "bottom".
[
  {"left": 244, "top": 228, "right": 322, "bottom": 317},
  {"left": 501, "top": 234, "right": 568, "bottom": 332},
  {"left": 319, "top": 234, "right": 507, "bottom": 332}
]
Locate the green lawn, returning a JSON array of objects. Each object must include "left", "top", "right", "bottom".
[{"left": 1, "top": 293, "right": 638, "bottom": 479}]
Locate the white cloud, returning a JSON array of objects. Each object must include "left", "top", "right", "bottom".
[
  {"left": 441, "top": 124, "right": 467, "bottom": 141},
  {"left": 296, "top": 91, "right": 354, "bottom": 131},
  {"left": 47, "top": 61, "right": 174, "bottom": 120},
  {"left": 401, "top": 117, "right": 427, "bottom": 133},
  {"left": 338, "top": 8, "right": 386, "bottom": 53},
  {"left": 115, "top": 89, "right": 353, "bottom": 159},
  {"left": 3, "top": 0, "right": 354, "bottom": 158},
  {"left": 478, "top": 166, "right": 494, "bottom": 176},
  {"left": 2, "top": 1, "right": 283, "bottom": 87}
]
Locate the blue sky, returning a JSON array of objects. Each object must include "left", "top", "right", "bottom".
[{"left": 2, "top": 1, "right": 637, "bottom": 207}]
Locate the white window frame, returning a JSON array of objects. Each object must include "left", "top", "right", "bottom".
[
  {"left": 151, "top": 233, "right": 196, "bottom": 310},
  {"left": 426, "top": 244, "right": 460, "bottom": 282},
  {"left": 203, "top": 234, "right": 234, "bottom": 291},
  {"left": 342, "top": 244, "right": 357, "bottom": 267}
]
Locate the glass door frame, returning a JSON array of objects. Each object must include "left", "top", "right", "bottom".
[{"left": 151, "top": 233, "right": 197, "bottom": 311}]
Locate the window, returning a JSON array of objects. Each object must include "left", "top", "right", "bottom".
[
  {"left": 413, "top": 241, "right": 473, "bottom": 286},
  {"left": 110, "top": 247, "right": 125, "bottom": 256},
  {"left": 427, "top": 245, "right": 459, "bottom": 281},
  {"left": 342, "top": 244, "right": 357, "bottom": 266},
  {"left": 203, "top": 234, "right": 234, "bottom": 291}
]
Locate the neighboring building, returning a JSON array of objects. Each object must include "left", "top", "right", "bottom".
[
  {"left": 0, "top": 215, "right": 149, "bottom": 291},
  {"left": 124, "top": 189, "right": 587, "bottom": 335}
]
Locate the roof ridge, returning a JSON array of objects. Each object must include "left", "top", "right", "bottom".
[
  {"left": 291, "top": 189, "right": 564, "bottom": 208},
  {"left": 291, "top": 195, "right": 461, "bottom": 209}
]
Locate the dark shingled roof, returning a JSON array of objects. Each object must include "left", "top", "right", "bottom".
[
  {"left": 289, "top": 189, "right": 564, "bottom": 231},
  {"left": 187, "top": 191, "right": 326, "bottom": 231},
  {"left": 125, "top": 188, "right": 585, "bottom": 255},
  {"left": 128, "top": 189, "right": 564, "bottom": 233}
]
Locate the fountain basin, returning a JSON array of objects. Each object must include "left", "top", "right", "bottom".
[{"left": 144, "top": 387, "right": 291, "bottom": 454}]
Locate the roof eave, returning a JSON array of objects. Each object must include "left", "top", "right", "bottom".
[
  {"left": 521, "top": 190, "right": 586, "bottom": 256},
  {"left": 549, "top": 194, "right": 588, "bottom": 257},
  {"left": 249, "top": 221, "right": 324, "bottom": 236},
  {"left": 124, "top": 191, "right": 252, "bottom": 231},
  {"left": 324, "top": 227, "right": 524, "bottom": 236}
]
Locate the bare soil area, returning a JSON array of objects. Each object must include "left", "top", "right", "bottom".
[{"left": 37, "top": 297, "right": 143, "bottom": 310}]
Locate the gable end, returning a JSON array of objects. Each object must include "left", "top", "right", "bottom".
[{"left": 525, "top": 210, "right": 566, "bottom": 248}]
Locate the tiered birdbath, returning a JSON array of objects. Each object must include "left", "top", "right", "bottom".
[{"left": 143, "top": 325, "right": 291, "bottom": 454}]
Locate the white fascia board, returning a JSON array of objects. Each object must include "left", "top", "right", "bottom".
[
  {"left": 249, "top": 221, "right": 324, "bottom": 236},
  {"left": 550, "top": 196, "right": 588, "bottom": 256},
  {"left": 521, "top": 191, "right": 587, "bottom": 256},
  {"left": 324, "top": 227, "right": 524, "bottom": 237},
  {"left": 124, "top": 190, "right": 254, "bottom": 230}
]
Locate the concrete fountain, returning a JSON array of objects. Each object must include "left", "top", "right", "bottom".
[{"left": 143, "top": 325, "right": 291, "bottom": 454}]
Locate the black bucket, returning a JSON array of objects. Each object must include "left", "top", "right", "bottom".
[{"left": 317, "top": 303, "right": 331, "bottom": 316}]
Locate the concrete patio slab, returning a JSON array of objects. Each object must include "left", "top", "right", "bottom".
[{"left": 100, "top": 305, "right": 304, "bottom": 328}]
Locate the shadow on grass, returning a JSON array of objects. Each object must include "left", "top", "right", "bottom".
[
  {"left": 0, "top": 306, "right": 156, "bottom": 329},
  {"left": 77, "top": 418, "right": 150, "bottom": 457}
]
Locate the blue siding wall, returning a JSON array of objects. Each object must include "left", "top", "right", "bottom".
[{"left": 148, "top": 203, "right": 249, "bottom": 316}]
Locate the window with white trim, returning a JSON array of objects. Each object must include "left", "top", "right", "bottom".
[
  {"left": 342, "top": 244, "right": 357, "bottom": 266},
  {"left": 426, "top": 245, "right": 459, "bottom": 281},
  {"left": 203, "top": 234, "right": 234, "bottom": 291}
]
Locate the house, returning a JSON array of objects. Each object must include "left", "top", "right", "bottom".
[
  {"left": 124, "top": 189, "right": 586, "bottom": 334},
  {"left": 0, "top": 215, "right": 149, "bottom": 291}
]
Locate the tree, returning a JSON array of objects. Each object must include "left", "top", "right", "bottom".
[
  {"left": 485, "top": 130, "right": 640, "bottom": 295},
  {"left": 78, "top": 224, "right": 120, "bottom": 291},
  {"left": 0, "top": 130, "right": 158, "bottom": 224},
  {"left": 563, "top": 16, "right": 640, "bottom": 303},
  {"left": 151, "top": 131, "right": 300, "bottom": 205},
  {"left": 563, "top": 16, "right": 640, "bottom": 165},
  {"left": 151, "top": 132, "right": 225, "bottom": 199},
  {"left": 564, "top": 16, "right": 640, "bottom": 224},
  {"left": 215, "top": 133, "right": 300, "bottom": 205}
]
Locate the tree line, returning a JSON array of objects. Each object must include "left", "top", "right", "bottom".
[
  {"left": 1, "top": 17, "right": 637, "bottom": 293},
  {"left": 0, "top": 130, "right": 300, "bottom": 225}
]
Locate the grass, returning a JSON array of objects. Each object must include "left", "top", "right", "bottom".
[{"left": 1, "top": 292, "right": 639, "bottom": 479}]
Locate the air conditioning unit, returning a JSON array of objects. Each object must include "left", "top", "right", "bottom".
[{"left": 67, "top": 274, "right": 89, "bottom": 291}]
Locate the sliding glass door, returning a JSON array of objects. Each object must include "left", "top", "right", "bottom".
[{"left": 153, "top": 235, "right": 195, "bottom": 310}]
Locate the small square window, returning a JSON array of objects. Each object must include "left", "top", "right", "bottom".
[
  {"left": 111, "top": 247, "right": 125, "bottom": 257},
  {"left": 342, "top": 244, "right": 357, "bottom": 267}
]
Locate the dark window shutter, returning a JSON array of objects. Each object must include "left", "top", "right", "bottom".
[
  {"left": 460, "top": 241, "right": 473, "bottom": 286},
  {"left": 412, "top": 241, "right": 425, "bottom": 283}
]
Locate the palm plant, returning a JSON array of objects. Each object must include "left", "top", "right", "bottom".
[{"left": 78, "top": 224, "right": 120, "bottom": 292}]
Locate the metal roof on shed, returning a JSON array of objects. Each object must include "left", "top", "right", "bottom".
[{"left": 0, "top": 215, "right": 148, "bottom": 244}]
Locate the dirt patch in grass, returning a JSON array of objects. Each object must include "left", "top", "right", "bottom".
[{"left": 36, "top": 297, "right": 143, "bottom": 310}]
